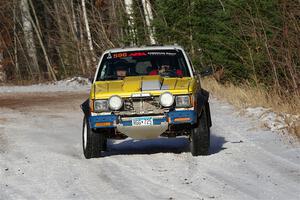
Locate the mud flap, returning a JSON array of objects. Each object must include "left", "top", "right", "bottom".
[
  {"left": 205, "top": 102, "right": 212, "bottom": 128},
  {"left": 196, "top": 89, "right": 212, "bottom": 127},
  {"left": 196, "top": 89, "right": 209, "bottom": 115},
  {"left": 81, "top": 99, "right": 90, "bottom": 117}
]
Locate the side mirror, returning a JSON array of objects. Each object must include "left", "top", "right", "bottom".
[
  {"left": 200, "top": 68, "right": 213, "bottom": 77},
  {"left": 88, "top": 77, "right": 94, "bottom": 83}
]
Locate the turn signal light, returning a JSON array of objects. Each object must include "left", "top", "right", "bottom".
[
  {"left": 174, "top": 118, "right": 191, "bottom": 122},
  {"left": 95, "top": 122, "right": 112, "bottom": 127},
  {"left": 89, "top": 99, "right": 94, "bottom": 112}
]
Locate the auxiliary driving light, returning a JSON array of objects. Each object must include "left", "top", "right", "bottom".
[
  {"left": 159, "top": 92, "right": 174, "bottom": 107},
  {"left": 108, "top": 95, "right": 123, "bottom": 110}
]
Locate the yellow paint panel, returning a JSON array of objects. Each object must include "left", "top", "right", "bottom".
[
  {"left": 95, "top": 82, "right": 109, "bottom": 93},
  {"left": 122, "top": 76, "right": 142, "bottom": 92},
  {"left": 142, "top": 75, "right": 162, "bottom": 81},
  {"left": 90, "top": 76, "right": 196, "bottom": 100},
  {"left": 175, "top": 78, "right": 191, "bottom": 90},
  {"left": 188, "top": 79, "right": 197, "bottom": 92},
  {"left": 162, "top": 77, "right": 192, "bottom": 90},
  {"left": 161, "top": 78, "right": 177, "bottom": 90},
  {"left": 108, "top": 81, "right": 123, "bottom": 92}
]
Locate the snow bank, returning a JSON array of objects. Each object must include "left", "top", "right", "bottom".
[
  {"left": 0, "top": 77, "right": 90, "bottom": 93},
  {"left": 245, "top": 107, "right": 300, "bottom": 138}
]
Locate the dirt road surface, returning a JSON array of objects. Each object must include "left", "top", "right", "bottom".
[{"left": 0, "top": 91, "right": 299, "bottom": 200}]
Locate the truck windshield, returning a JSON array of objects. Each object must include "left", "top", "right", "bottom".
[{"left": 96, "top": 50, "right": 191, "bottom": 81}]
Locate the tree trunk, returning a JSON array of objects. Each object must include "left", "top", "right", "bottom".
[
  {"left": 13, "top": 0, "right": 20, "bottom": 80},
  {"left": 124, "top": 0, "right": 136, "bottom": 45},
  {"left": 141, "top": 0, "right": 155, "bottom": 44},
  {"left": 71, "top": 0, "right": 79, "bottom": 37},
  {"left": 53, "top": 0, "right": 69, "bottom": 76},
  {"left": 81, "top": 0, "right": 95, "bottom": 64},
  {"left": 0, "top": 40, "right": 6, "bottom": 82},
  {"left": 79, "top": 5, "right": 90, "bottom": 74},
  {"left": 28, "top": 0, "right": 57, "bottom": 81},
  {"left": 188, "top": 0, "right": 194, "bottom": 56},
  {"left": 20, "top": 0, "right": 40, "bottom": 78}
]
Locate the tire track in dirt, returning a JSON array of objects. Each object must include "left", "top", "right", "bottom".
[{"left": 0, "top": 92, "right": 88, "bottom": 110}]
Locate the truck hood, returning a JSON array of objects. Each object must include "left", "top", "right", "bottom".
[{"left": 91, "top": 75, "right": 195, "bottom": 99}]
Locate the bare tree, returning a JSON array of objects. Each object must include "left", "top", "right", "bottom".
[
  {"left": 82, "top": 0, "right": 95, "bottom": 64},
  {"left": 20, "top": 0, "right": 40, "bottom": 78},
  {"left": 13, "top": 0, "right": 20, "bottom": 79},
  {"left": 0, "top": 40, "right": 6, "bottom": 82},
  {"left": 141, "top": 0, "right": 155, "bottom": 44},
  {"left": 124, "top": 0, "right": 136, "bottom": 45},
  {"left": 28, "top": 0, "right": 57, "bottom": 81}
]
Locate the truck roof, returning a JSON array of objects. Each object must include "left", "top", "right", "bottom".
[
  {"left": 103, "top": 45, "right": 185, "bottom": 54},
  {"left": 94, "top": 45, "right": 195, "bottom": 79}
]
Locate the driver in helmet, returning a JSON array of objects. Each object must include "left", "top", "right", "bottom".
[
  {"left": 149, "top": 59, "right": 170, "bottom": 75},
  {"left": 116, "top": 66, "right": 127, "bottom": 80},
  {"left": 149, "top": 63, "right": 183, "bottom": 76},
  {"left": 159, "top": 64, "right": 171, "bottom": 74},
  {"left": 114, "top": 60, "right": 128, "bottom": 80}
]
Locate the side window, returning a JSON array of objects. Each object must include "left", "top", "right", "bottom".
[
  {"left": 178, "top": 57, "right": 187, "bottom": 75},
  {"left": 100, "top": 64, "right": 107, "bottom": 79},
  {"left": 187, "top": 56, "right": 195, "bottom": 73},
  {"left": 177, "top": 51, "right": 191, "bottom": 77}
]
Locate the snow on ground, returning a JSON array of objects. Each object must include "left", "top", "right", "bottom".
[
  {"left": 0, "top": 77, "right": 90, "bottom": 93},
  {"left": 0, "top": 84, "right": 299, "bottom": 200},
  {"left": 245, "top": 107, "right": 300, "bottom": 143}
]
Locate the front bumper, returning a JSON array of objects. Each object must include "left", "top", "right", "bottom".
[{"left": 89, "top": 110, "right": 197, "bottom": 129}]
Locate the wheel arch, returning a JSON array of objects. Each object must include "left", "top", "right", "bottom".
[
  {"left": 196, "top": 89, "right": 212, "bottom": 127},
  {"left": 81, "top": 98, "right": 90, "bottom": 117}
]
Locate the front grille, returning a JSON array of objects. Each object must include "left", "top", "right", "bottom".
[{"left": 117, "top": 97, "right": 165, "bottom": 116}]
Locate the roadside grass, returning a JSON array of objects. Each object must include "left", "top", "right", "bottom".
[{"left": 201, "top": 77, "right": 300, "bottom": 137}]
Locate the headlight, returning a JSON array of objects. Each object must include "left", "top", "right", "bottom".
[
  {"left": 159, "top": 92, "right": 174, "bottom": 107},
  {"left": 108, "top": 95, "right": 123, "bottom": 110},
  {"left": 94, "top": 100, "right": 108, "bottom": 112},
  {"left": 176, "top": 95, "right": 191, "bottom": 107}
]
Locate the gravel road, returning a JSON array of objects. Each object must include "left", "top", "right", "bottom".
[{"left": 0, "top": 91, "right": 299, "bottom": 200}]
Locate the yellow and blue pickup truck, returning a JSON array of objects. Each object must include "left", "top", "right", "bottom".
[{"left": 81, "top": 45, "right": 211, "bottom": 158}]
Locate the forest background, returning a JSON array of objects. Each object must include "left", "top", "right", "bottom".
[{"left": 0, "top": 0, "right": 299, "bottom": 114}]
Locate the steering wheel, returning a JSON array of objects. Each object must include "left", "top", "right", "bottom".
[{"left": 159, "top": 70, "right": 178, "bottom": 77}]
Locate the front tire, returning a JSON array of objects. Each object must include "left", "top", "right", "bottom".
[
  {"left": 82, "top": 116, "right": 106, "bottom": 159},
  {"left": 190, "top": 107, "right": 210, "bottom": 156}
]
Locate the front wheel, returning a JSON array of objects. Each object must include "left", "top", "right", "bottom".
[
  {"left": 190, "top": 107, "right": 210, "bottom": 156},
  {"left": 82, "top": 116, "right": 107, "bottom": 159}
]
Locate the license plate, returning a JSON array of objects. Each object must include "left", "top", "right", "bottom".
[{"left": 132, "top": 117, "right": 153, "bottom": 126}]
